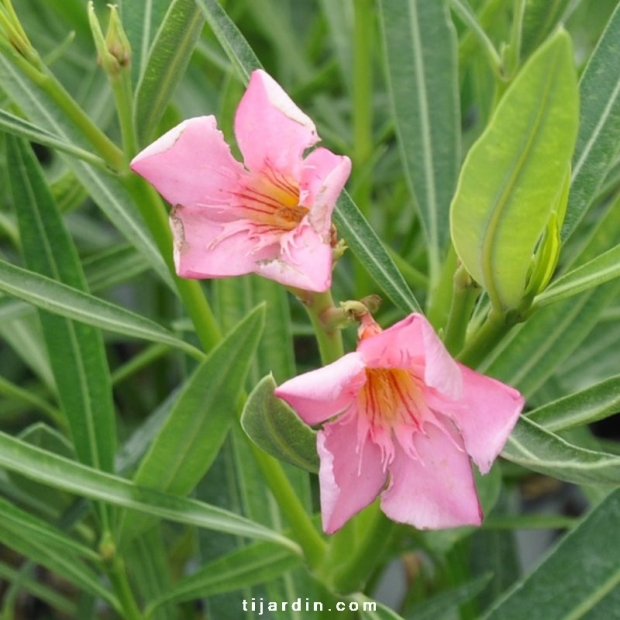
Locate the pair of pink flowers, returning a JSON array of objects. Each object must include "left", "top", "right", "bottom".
[{"left": 131, "top": 69, "right": 524, "bottom": 534}]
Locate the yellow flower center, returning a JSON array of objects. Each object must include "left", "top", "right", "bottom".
[
  {"left": 237, "top": 167, "right": 308, "bottom": 232},
  {"left": 359, "top": 367, "right": 423, "bottom": 428}
]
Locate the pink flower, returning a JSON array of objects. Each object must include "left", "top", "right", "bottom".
[
  {"left": 130, "top": 70, "right": 351, "bottom": 292},
  {"left": 275, "top": 313, "right": 524, "bottom": 533}
]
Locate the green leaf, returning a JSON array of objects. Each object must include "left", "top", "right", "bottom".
[
  {"left": 502, "top": 416, "right": 620, "bottom": 486},
  {"left": 379, "top": 0, "right": 460, "bottom": 280},
  {"left": 0, "top": 430, "right": 298, "bottom": 551},
  {"left": 0, "top": 109, "right": 106, "bottom": 168},
  {"left": 520, "top": 0, "right": 574, "bottom": 60},
  {"left": 0, "top": 55, "right": 173, "bottom": 287},
  {"left": 134, "top": 0, "right": 205, "bottom": 146},
  {"left": 7, "top": 136, "right": 116, "bottom": 475},
  {"left": 535, "top": 243, "right": 620, "bottom": 307},
  {"left": 0, "top": 499, "right": 117, "bottom": 608},
  {"left": 527, "top": 374, "right": 620, "bottom": 432},
  {"left": 335, "top": 192, "right": 421, "bottom": 314},
  {"left": 563, "top": 2, "right": 620, "bottom": 240},
  {"left": 121, "top": 305, "right": 265, "bottom": 539},
  {"left": 196, "top": 0, "right": 262, "bottom": 84},
  {"left": 450, "top": 30, "right": 579, "bottom": 312},
  {"left": 241, "top": 375, "right": 319, "bottom": 473},
  {"left": 0, "top": 258, "right": 203, "bottom": 359},
  {"left": 354, "top": 594, "right": 406, "bottom": 619},
  {"left": 148, "top": 542, "right": 301, "bottom": 610},
  {"left": 119, "top": 0, "right": 170, "bottom": 85},
  {"left": 483, "top": 488, "right": 620, "bottom": 619}
]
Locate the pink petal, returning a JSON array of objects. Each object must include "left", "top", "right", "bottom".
[
  {"left": 358, "top": 314, "right": 462, "bottom": 398},
  {"left": 170, "top": 206, "right": 277, "bottom": 279},
  {"left": 255, "top": 222, "right": 333, "bottom": 291},
  {"left": 300, "top": 148, "right": 352, "bottom": 234},
  {"left": 130, "top": 117, "right": 246, "bottom": 209},
  {"left": 381, "top": 425, "right": 482, "bottom": 529},
  {"left": 274, "top": 353, "right": 366, "bottom": 425},
  {"left": 447, "top": 364, "right": 524, "bottom": 474},
  {"left": 318, "top": 415, "right": 387, "bottom": 534},
  {"left": 234, "top": 70, "right": 319, "bottom": 179}
]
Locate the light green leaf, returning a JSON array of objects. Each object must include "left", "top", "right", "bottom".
[
  {"left": 335, "top": 191, "right": 421, "bottom": 314},
  {"left": 451, "top": 30, "right": 579, "bottom": 312},
  {"left": 196, "top": 0, "right": 262, "bottom": 84},
  {"left": 483, "top": 488, "right": 620, "bottom": 619},
  {"left": 134, "top": 0, "right": 205, "bottom": 146},
  {"left": 121, "top": 305, "right": 265, "bottom": 539},
  {"left": 563, "top": 1, "right": 620, "bottom": 240},
  {"left": 535, "top": 243, "right": 620, "bottom": 307},
  {"left": 502, "top": 416, "right": 620, "bottom": 486},
  {"left": 354, "top": 594, "right": 405, "bottom": 619},
  {"left": 148, "top": 542, "right": 301, "bottom": 610},
  {"left": 241, "top": 375, "right": 319, "bottom": 473},
  {"left": 379, "top": 0, "right": 460, "bottom": 280},
  {"left": 527, "top": 375, "right": 620, "bottom": 432},
  {"left": 0, "top": 258, "right": 203, "bottom": 359},
  {"left": 0, "top": 430, "right": 298, "bottom": 551},
  {"left": 7, "top": 136, "right": 117, "bottom": 475}
]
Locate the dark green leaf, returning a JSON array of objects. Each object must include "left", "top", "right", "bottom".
[
  {"left": 134, "top": 0, "right": 205, "bottom": 146},
  {"left": 483, "top": 488, "right": 620, "bottom": 619},
  {"left": 379, "top": 0, "right": 460, "bottom": 280}
]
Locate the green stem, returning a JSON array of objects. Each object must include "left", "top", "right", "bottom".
[
  {"left": 297, "top": 289, "right": 345, "bottom": 365},
  {"left": 330, "top": 503, "right": 396, "bottom": 593},
  {"left": 250, "top": 443, "right": 327, "bottom": 569},
  {"left": 443, "top": 265, "right": 481, "bottom": 356},
  {"left": 123, "top": 174, "right": 221, "bottom": 352},
  {"left": 457, "top": 309, "right": 512, "bottom": 368},
  {"left": 110, "top": 69, "right": 137, "bottom": 162},
  {"left": 106, "top": 556, "right": 143, "bottom": 620}
]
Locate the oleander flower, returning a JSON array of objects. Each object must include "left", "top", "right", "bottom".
[
  {"left": 130, "top": 69, "right": 351, "bottom": 292},
  {"left": 275, "top": 313, "right": 524, "bottom": 533}
]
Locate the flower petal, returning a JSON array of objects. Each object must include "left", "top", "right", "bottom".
[
  {"left": 318, "top": 415, "right": 387, "bottom": 534},
  {"left": 300, "top": 148, "right": 352, "bottom": 234},
  {"left": 255, "top": 222, "right": 333, "bottom": 291},
  {"left": 130, "top": 116, "right": 245, "bottom": 208},
  {"left": 359, "top": 314, "right": 462, "bottom": 398},
  {"left": 234, "top": 70, "right": 318, "bottom": 179},
  {"left": 448, "top": 364, "right": 524, "bottom": 474},
  {"left": 380, "top": 425, "right": 482, "bottom": 529},
  {"left": 274, "top": 353, "right": 366, "bottom": 425},
  {"left": 170, "top": 206, "right": 276, "bottom": 279}
]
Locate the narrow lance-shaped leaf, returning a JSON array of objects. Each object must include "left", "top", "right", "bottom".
[
  {"left": 502, "top": 416, "right": 620, "bottom": 486},
  {"left": 0, "top": 430, "right": 299, "bottom": 551},
  {"left": 7, "top": 136, "right": 117, "bottom": 475},
  {"left": 0, "top": 258, "right": 203, "bottom": 359},
  {"left": 379, "top": 0, "right": 460, "bottom": 282},
  {"left": 0, "top": 55, "right": 173, "bottom": 287},
  {"left": 147, "top": 542, "right": 301, "bottom": 610},
  {"left": 451, "top": 30, "right": 579, "bottom": 312},
  {"left": 134, "top": 0, "right": 205, "bottom": 146},
  {"left": 120, "top": 305, "right": 265, "bottom": 541},
  {"left": 526, "top": 374, "right": 620, "bottom": 432},
  {"left": 196, "top": 0, "right": 262, "bottom": 83},
  {"left": 335, "top": 192, "right": 421, "bottom": 314},
  {"left": 483, "top": 488, "right": 620, "bottom": 620},
  {"left": 563, "top": 1, "right": 620, "bottom": 241}
]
